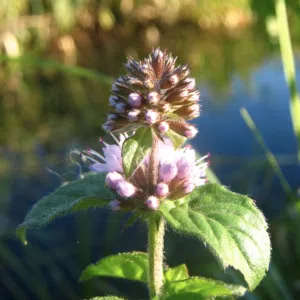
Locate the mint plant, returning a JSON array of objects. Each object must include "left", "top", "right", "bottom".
[{"left": 17, "top": 49, "right": 271, "bottom": 299}]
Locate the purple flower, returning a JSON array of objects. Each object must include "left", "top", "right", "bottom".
[
  {"left": 86, "top": 133, "right": 126, "bottom": 173},
  {"left": 80, "top": 133, "right": 208, "bottom": 211},
  {"left": 159, "top": 163, "right": 178, "bottom": 183}
]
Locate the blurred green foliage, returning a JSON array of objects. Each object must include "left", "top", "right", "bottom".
[{"left": 1, "top": 0, "right": 300, "bottom": 299}]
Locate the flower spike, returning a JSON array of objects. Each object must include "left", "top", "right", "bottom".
[{"left": 103, "top": 48, "right": 200, "bottom": 138}]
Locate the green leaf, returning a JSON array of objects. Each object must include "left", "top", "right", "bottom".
[
  {"left": 164, "top": 264, "right": 189, "bottom": 283},
  {"left": 161, "top": 277, "right": 246, "bottom": 300},
  {"left": 165, "top": 129, "right": 186, "bottom": 149},
  {"left": 17, "top": 173, "right": 113, "bottom": 244},
  {"left": 80, "top": 252, "right": 148, "bottom": 283},
  {"left": 159, "top": 183, "right": 271, "bottom": 291},
  {"left": 122, "top": 127, "right": 152, "bottom": 178}
]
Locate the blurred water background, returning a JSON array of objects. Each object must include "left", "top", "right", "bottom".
[{"left": 1, "top": 0, "right": 300, "bottom": 299}]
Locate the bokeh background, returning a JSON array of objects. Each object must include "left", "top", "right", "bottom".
[{"left": 1, "top": 0, "right": 300, "bottom": 299}]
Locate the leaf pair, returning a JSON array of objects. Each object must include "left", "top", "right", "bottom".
[
  {"left": 16, "top": 175, "right": 271, "bottom": 293},
  {"left": 80, "top": 252, "right": 246, "bottom": 300}
]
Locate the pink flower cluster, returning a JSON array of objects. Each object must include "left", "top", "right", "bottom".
[{"left": 81, "top": 135, "right": 208, "bottom": 211}]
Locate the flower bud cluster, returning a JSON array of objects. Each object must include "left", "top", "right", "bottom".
[
  {"left": 103, "top": 48, "right": 200, "bottom": 139},
  {"left": 81, "top": 135, "right": 208, "bottom": 212}
]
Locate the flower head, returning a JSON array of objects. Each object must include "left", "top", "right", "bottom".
[
  {"left": 80, "top": 134, "right": 208, "bottom": 212},
  {"left": 103, "top": 48, "right": 200, "bottom": 139}
]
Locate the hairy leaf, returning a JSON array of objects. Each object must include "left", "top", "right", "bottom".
[
  {"left": 161, "top": 277, "right": 246, "bottom": 299},
  {"left": 80, "top": 252, "right": 148, "bottom": 283},
  {"left": 122, "top": 127, "right": 152, "bottom": 178},
  {"left": 17, "top": 173, "right": 113, "bottom": 244},
  {"left": 160, "top": 183, "right": 271, "bottom": 290},
  {"left": 164, "top": 264, "right": 189, "bottom": 283}
]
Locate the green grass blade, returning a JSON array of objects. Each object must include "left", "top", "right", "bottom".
[
  {"left": 275, "top": 0, "right": 300, "bottom": 161},
  {"left": 240, "top": 108, "right": 296, "bottom": 203}
]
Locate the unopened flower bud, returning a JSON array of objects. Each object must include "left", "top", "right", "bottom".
[
  {"left": 169, "top": 74, "right": 179, "bottom": 85},
  {"left": 129, "top": 92, "right": 142, "bottom": 108},
  {"left": 116, "top": 180, "right": 136, "bottom": 198},
  {"left": 152, "top": 49, "right": 164, "bottom": 78},
  {"left": 112, "top": 84, "right": 119, "bottom": 92},
  {"left": 185, "top": 78, "right": 196, "bottom": 90},
  {"left": 156, "top": 183, "right": 169, "bottom": 198},
  {"left": 160, "top": 102, "right": 171, "bottom": 112},
  {"left": 183, "top": 182, "right": 195, "bottom": 194},
  {"left": 128, "top": 109, "right": 140, "bottom": 122},
  {"left": 146, "top": 196, "right": 159, "bottom": 210},
  {"left": 102, "top": 122, "right": 115, "bottom": 132},
  {"left": 107, "top": 113, "right": 118, "bottom": 120},
  {"left": 116, "top": 103, "right": 126, "bottom": 113},
  {"left": 180, "top": 90, "right": 189, "bottom": 98},
  {"left": 109, "top": 199, "right": 121, "bottom": 211},
  {"left": 106, "top": 172, "right": 124, "bottom": 189},
  {"left": 188, "top": 104, "right": 200, "bottom": 112},
  {"left": 147, "top": 91, "right": 160, "bottom": 105},
  {"left": 161, "top": 74, "right": 179, "bottom": 89},
  {"left": 186, "top": 104, "right": 200, "bottom": 118},
  {"left": 184, "top": 125, "right": 198, "bottom": 139},
  {"left": 159, "top": 163, "right": 178, "bottom": 183},
  {"left": 145, "top": 110, "right": 159, "bottom": 124},
  {"left": 109, "top": 95, "right": 118, "bottom": 106},
  {"left": 189, "top": 91, "right": 200, "bottom": 102},
  {"left": 157, "top": 121, "right": 169, "bottom": 134},
  {"left": 154, "top": 49, "right": 163, "bottom": 60}
]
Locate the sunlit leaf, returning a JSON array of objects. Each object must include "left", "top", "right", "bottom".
[
  {"left": 122, "top": 127, "right": 152, "bottom": 178},
  {"left": 160, "top": 183, "right": 271, "bottom": 290},
  {"left": 164, "top": 264, "right": 189, "bottom": 283},
  {"left": 80, "top": 252, "right": 148, "bottom": 283},
  {"left": 161, "top": 276, "right": 246, "bottom": 299},
  {"left": 17, "top": 173, "right": 113, "bottom": 244}
]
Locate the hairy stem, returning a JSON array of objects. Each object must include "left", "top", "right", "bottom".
[
  {"left": 149, "top": 131, "right": 159, "bottom": 194},
  {"left": 148, "top": 215, "right": 165, "bottom": 298},
  {"left": 147, "top": 130, "right": 164, "bottom": 298}
]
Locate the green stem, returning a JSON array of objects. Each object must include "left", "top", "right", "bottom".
[
  {"left": 275, "top": 0, "right": 300, "bottom": 161},
  {"left": 148, "top": 215, "right": 165, "bottom": 298}
]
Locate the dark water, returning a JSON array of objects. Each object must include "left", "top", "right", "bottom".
[{"left": 1, "top": 26, "right": 300, "bottom": 299}]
